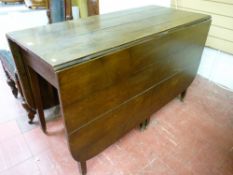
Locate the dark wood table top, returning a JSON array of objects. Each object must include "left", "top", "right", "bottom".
[{"left": 7, "top": 6, "right": 209, "bottom": 71}]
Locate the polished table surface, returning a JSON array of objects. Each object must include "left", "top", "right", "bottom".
[
  {"left": 7, "top": 6, "right": 209, "bottom": 70},
  {"left": 7, "top": 6, "right": 211, "bottom": 175}
]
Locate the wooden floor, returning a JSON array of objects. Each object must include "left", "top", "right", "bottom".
[{"left": 0, "top": 55, "right": 232, "bottom": 175}]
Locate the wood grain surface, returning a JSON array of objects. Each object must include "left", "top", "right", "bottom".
[
  {"left": 57, "top": 18, "right": 211, "bottom": 162},
  {"left": 7, "top": 6, "right": 209, "bottom": 70}
]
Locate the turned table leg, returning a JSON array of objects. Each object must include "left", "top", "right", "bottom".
[
  {"left": 15, "top": 72, "right": 37, "bottom": 124},
  {"left": 7, "top": 77, "right": 18, "bottom": 98},
  {"left": 21, "top": 100, "right": 36, "bottom": 124},
  {"left": 79, "top": 161, "right": 87, "bottom": 175},
  {"left": 3, "top": 68, "right": 18, "bottom": 98}
]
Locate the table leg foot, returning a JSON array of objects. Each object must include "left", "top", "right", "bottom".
[
  {"left": 22, "top": 101, "right": 36, "bottom": 124},
  {"left": 79, "top": 161, "right": 87, "bottom": 175},
  {"left": 140, "top": 118, "right": 150, "bottom": 130},
  {"left": 4, "top": 69, "right": 18, "bottom": 98},
  {"left": 39, "top": 111, "right": 47, "bottom": 133},
  {"left": 178, "top": 89, "right": 187, "bottom": 102}
]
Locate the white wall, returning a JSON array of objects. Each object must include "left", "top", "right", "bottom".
[
  {"left": 100, "top": 0, "right": 171, "bottom": 14},
  {"left": 171, "top": 0, "right": 233, "bottom": 55}
]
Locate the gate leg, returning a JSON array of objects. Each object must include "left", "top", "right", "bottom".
[{"left": 78, "top": 161, "right": 87, "bottom": 175}]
